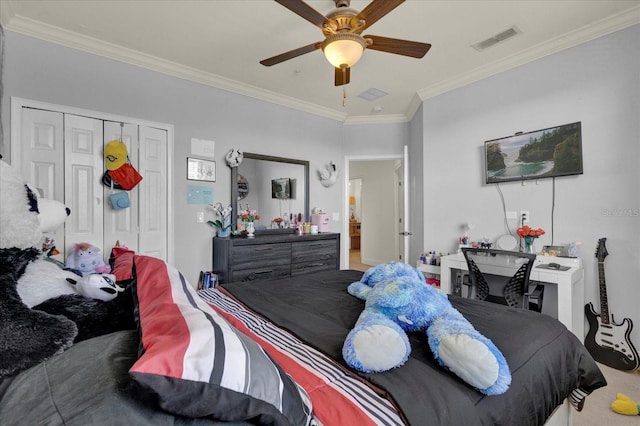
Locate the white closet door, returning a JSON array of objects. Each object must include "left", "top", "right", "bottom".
[
  {"left": 138, "top": 126, "right": 168, "bottom": 260},
  {"left": 103, "top": 121, "right": 140, "bottom": 253},
  {"left": 13, "top": 99, "right": 171, "bottom": 265},
  {"left": 64, "top": 114, "right": 104, "bottom": 256},
  {"left": 18, "top": 108, "right": 65, "bottom": 250}
]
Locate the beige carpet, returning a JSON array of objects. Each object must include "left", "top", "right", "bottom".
[{"left": 573, "top": 363, "right": 640, "bottom": 425}]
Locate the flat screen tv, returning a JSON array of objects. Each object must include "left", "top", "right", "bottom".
[
  {"left": 484, "top": 121, "right": 583, "bottom": 184},
  {"left": 271, "top": 178, "right": 291, "bottom": 199}
]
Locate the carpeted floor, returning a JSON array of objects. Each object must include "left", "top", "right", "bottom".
[{"left": 573, "top": 363, "right": 640, "bottom": 425}]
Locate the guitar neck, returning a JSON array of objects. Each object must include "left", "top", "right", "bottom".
[{"left": 598, "top": 261, "right": 610, "bottom": 324}]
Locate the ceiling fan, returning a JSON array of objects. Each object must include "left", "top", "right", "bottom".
[{"left": 260, "top": 0, "right": 432, "bottom": 86}]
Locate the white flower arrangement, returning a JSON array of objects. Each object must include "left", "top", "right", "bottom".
[{"left": 207, "top": 202, "right": 232, "bottom": 230}]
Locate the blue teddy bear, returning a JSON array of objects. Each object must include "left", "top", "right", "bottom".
[{"left": 342, "top": 261, "right": 511, "bottom": 395}]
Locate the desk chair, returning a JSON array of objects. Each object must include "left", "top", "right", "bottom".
[{"left": 461, "top": 248, "right": 544, "bottom": 312}]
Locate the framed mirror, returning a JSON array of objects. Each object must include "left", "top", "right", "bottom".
[{"left": 231, "top": 153, "right": 310, "bottom": 233}]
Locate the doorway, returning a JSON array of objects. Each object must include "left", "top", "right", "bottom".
[
  {"left": 348, "top": 178, "right": 365, "bottom": 270},
  {"left": 343, "top": 153, "right": 406, "bottom": 270}
]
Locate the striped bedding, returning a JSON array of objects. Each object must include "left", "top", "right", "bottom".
[
  {"left": 129, "top": 255, "right": 313, "bottom": 425},
  {"left": 199, "top": 288, "right": 405, "bottom": 426},
  {"left": 209, "top": 269, "right": 608, "bottom": 426}
]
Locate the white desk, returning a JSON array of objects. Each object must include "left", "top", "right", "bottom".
[{"left": 438, "top": 253, "right": 585, "bottom": 339}]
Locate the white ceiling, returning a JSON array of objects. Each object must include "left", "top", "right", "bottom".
[{"left": 2, "top": 0, "right": 639, "bottom": 123}]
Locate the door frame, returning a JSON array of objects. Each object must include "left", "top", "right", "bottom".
[
  {"left": 10, "top": 96, "right": 175, "bottom": 264},
  {"left": 342, "top": 151, "right": 407, "bottom": 269}
]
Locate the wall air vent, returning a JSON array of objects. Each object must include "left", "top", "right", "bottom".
[{"left": 472, "top": 26, "right": 521, "bottom": 51}]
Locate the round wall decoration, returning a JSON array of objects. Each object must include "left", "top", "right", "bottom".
[
  {"left": 237, "top": 174, "right": 248, "bottom": 200},
  {"left": 495, "top": 234, "right": 518, "bottom": 251}
]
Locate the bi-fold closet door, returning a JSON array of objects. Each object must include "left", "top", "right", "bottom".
[{"left": 17, "top": 106, "right": 168, "bottom": 263}]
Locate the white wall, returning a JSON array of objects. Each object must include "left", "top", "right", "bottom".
[
  {"left": 419, "top": 25, "right": 640, "bottom": 343},
  {"left": 1, "top": 31, "right": 345, "bottom": 285},
  {"left": 350, "top": 160, "right": 399, "bottom": 265}
]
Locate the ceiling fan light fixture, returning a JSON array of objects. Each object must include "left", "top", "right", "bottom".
[{"left": 322, "top": 33, "right": 367, "bottom": 68}]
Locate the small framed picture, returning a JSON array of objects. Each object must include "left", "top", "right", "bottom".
[{"left": 187, "top": 157, "right": 216, "bottom": 182}]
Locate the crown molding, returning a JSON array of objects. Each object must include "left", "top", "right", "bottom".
[
  {"left": 5, "top": 6, "right": 638, "bottom": 126},
  {"left": 417, "top": 6, "right": 640, "bottom": 102},
  {"left": 344, "top": 113, "right": 408, "bottom": 125},
  {"left": 0, "top": 2, "right": 16, "bottom": 27},
  {"left": 4, "top": 15, "right": 348, "bottom": 123}
]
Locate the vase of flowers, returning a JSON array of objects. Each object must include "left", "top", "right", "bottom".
[
  {"left": 239, "top": 206, "right": 260, "bottom": 238},
  {"left": 245, "top": 221, "right": 255, "bottom": 238},
  {"left": 207, "top": 202, "right": 232, "bottom": 237},
  {"left": 516, "top": 225, "right": 545, "bottom": 254}
]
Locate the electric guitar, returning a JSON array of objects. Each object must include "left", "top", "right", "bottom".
[{"left": 584, "top": 238, "right": 639, "bottom": 370}]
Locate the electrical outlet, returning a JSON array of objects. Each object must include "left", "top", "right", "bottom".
[
  {"left": 196, "top": 212, "right": 205, "bottom": 223},
  {"left": 520, "top": 211, "right": 530, "bottom": 225}
]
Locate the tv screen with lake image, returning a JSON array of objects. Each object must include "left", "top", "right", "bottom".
[
  {"left": 484, "top": 122, "right": 583, "bottom": 184},
  {"left": 271, "top": 178, "right": 291, "bottom": 199}
]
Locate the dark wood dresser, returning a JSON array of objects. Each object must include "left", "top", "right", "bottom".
[{"left": 213, "top": 232, "right": 340, "bottom": 284}]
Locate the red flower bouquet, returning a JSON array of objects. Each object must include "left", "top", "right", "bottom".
[
  {"left": 516, "top": 226, "right": 545, "bottom": 253},
  {"left": 516, "top": 226, "right": 545, "bottom": 238}
]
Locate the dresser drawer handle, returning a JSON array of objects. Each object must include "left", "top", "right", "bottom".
[{"left": 305, "top": 243, "right": 328, "bottom": 248}]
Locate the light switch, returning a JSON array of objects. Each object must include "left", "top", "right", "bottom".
[
  {"left": 197, "top": 212, "right": 205, "bottom": 223},
  {"left": 332, "top": 212, "right": 339, "bottom": 221}
]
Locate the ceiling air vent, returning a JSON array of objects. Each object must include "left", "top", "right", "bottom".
[
  {"left": 358, "top": 87, "right": 388, "bottom": 101},
  {"left": 472, "top": 26, "right": 521, "bottom": 51}
]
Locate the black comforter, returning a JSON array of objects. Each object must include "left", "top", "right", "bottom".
[
  {"left": 220, "top": 269, "right": 606, "bottom": 426},
  {"left": 0, "top": 268, "right": 605, "bottom": 426},
  {"left": 0, "top": 330, "right": 250, "bottom": 426}
]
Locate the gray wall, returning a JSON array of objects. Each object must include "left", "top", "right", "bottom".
[
  {"left": 1, "top": 31, "right": 412, "bottom": 285},
  {"left": 420, "top": 24, "right": 640, "bottom": 343},
  {"left": 3, "top": 24, "right": 638, "bottom": 347},
  {"left": 1, "top": 31, "right": 348, "bottom": 285},
  {"left": 409, "top": 104, "right": 425, "bottom": 266}
]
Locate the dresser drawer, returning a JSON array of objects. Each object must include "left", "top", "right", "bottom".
[
  {"left": 291, "top": 240, "right": 337, "bottom": 264},
  {"left": 231, "top": 243, "right": 291, "bottom": 270},
  {"left": 213, "top": 233, "right": 339, "bottom": 284},
  {"left": 291, "top": 260, "right": 336, "bottom": 276},
  {"left": 232, "top": 264, "right": 291, "bottom": 282}
]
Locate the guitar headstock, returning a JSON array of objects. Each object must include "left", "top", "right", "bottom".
[{"left": 595, "top": 238, "right": 609, "bottom": 262}]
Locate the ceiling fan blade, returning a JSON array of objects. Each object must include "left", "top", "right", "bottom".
[
  {"left": 357, "top": 0, "right": 404, "bottom": 32},
  {"left": 334, "top": 66, "right": 350, "bottom": 86},
  {"left": 365, "top": 35, "right": 431, "bottom": 58},
  {"left": 260, "top": 42, "right": 322, "bottom": 66},
  {"left": 274, "top": 0, "right": 328, "bottom": 29}
]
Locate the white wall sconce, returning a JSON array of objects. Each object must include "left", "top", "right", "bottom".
[{"left": 318, "top": 162, "right": 338, "bottom": 187}]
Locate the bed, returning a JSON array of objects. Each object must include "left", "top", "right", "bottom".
[{"left": 0, "top": 254, "right": 606, "bottom": 425}]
